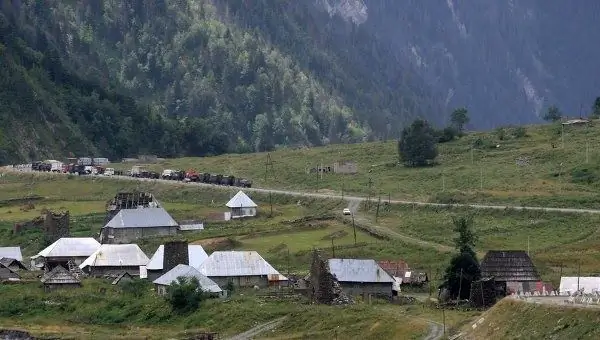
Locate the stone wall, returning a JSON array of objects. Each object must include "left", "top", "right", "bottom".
[{"left": 164, "top": 241, "right": 189, "bottom": 273}]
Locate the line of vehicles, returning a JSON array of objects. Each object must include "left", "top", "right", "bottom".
[{"left": 29, "top": 159, "right": 252, "bottom": 188}]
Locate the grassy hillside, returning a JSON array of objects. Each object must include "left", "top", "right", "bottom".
[
  {"left": 458, "top": 298, "right": 600, "bottom": 340},
  {"left": 115, "top": 122, "right": 600, "bottom": 208}
]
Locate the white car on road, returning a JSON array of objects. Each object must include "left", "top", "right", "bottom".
[{"left": 343, "top": 208, "right": 352, "bottom": 215}]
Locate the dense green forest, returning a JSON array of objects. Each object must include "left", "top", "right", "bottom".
[{"left": 0, "top": 0, "right": 443, "bottom": 163}]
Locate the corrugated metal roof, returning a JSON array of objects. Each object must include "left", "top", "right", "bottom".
[
  {"left": 36, "top": 238, "right": 101, "bottom": 258},
  {"left": 328, "top": 259, "right": 395, "bottom": 283},
  {"left": 153, "top": 264, "right": 222, "bottom": 293},
  {"left": 226, "top": 191, "right": 257, "bottom": 208},
  {"left": 0, "top": 247, "right": 22, "bottom": 261},
  {"left": 146, "top": 245, "right": 208, "bottom": 270},
  {"left": 79, "top": 244, "right": 150, "bottom": 268},
  {"left": 104, "top": 207, "right": 178, "bottom": 229},
  {"left": 198, "top": 251, "right": 287, "bottom": 280},
  {"left": 559, "top": 277, "right": 600, "bottom": 294}
]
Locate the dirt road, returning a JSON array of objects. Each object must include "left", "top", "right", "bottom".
[{"left": 226, "top": 317, "right": 286, "bottom": 340}]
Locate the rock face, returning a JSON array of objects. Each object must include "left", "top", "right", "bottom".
[
  {"left": 0, "top": 329, "right": 37, "bottom": 340},
  {"left": 317, "top": 0, "right": 368, "bottom": 25},
  {"left": 316, "top": 0, "right": 600, "bottom": 128}
]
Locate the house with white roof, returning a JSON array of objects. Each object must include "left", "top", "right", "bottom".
[
  {"left": 226, "top": 191, "right": 257, "bottom": 219},
  {"left": 0, "top": 247, "right": 23, "bottom": 261},
  {"left": 31, "top": 237, "right": 101, "bottom": 270},
  {"left": 198, "top": 251, "right": 287, "bottom": 288},
  {"left": 80, "top": 244, "right": 150, "bottom": 277},
  {"left": 146, "top": 243, "right": 209, "bottom": 281},
  {"left": 328, "top": 259, "right": 396, "bottom": 298},
  {"left": 100, "top": 207, "right": 179, "bottom": 244},
  {"left": 153, "top": 264, "right": 223, "bottom": 297}
]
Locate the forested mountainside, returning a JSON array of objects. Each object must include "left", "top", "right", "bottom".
[
  {"left": 336, "top": 0, "right": 600, "bottom": 128},
  {"left": 1, "top": 0, "right": 598, "bottom": 163},
  {"left": 0, "top": 0, "right": 443, "bottom": 164}
]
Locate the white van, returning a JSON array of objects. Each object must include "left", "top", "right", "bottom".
[{"left": 104, "top": 168, "right": 115, "bottom": 176}]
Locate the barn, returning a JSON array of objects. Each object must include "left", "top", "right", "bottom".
[
  {"left": 480, "top": 250, "right": 541, "bottom": 295},
  {"left": 328, "top": 259, "right": 396, "bottom": 298},
  {"left": 31, "top": 238, "right": 101, "bottom": 271},
  {"left": 100, "top": 207, "right": 179, "bottom": 243},
  {"left": 80, "top": 244, "right": 150, "bottom": 277},
  {"left": 41, "top": 265, "right": 81, "bottom": 291},
  {"left": 198, "top": 251, "right": 287, "bottom": 288}
]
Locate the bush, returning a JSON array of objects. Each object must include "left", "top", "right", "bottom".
[
  {"left": 495, "top": 127, "right": 506, "bottom": 140},
  {"left": 571, "top": 166, "right": 600, "bottom": 184},
  {"left": 512, "top": 126, "right": 528, "bottom": 138},
  {"left": 166, "top": 277, "right": 207, "bottom": 314},
  {"left": 436, "top": 126, "right": 458, "bottom": 143},
  {"left": 121, "top": 278, "right": 152, "bottom": 298}
]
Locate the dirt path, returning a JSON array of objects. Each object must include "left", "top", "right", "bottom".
[
  {"left": 226, "top": 317, "right": 286, "bottom": 340},
  {"left": 423, "top": 320, "right": 445, "bottom": 340}
]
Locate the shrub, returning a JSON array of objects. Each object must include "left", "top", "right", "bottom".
[
  {"left": 512, "top": 126, "right": 528, "bottom": 138},
  {"left": 166, "top": 277, "right": 207, "bottom": 314},
  {"left": 436, "top": 126, "right": 458, "bottom": 143},
  {"left": 571, "top": 166, "right": 600, "bottom": 184}
]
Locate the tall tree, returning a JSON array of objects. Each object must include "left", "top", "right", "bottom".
[
  {"left": 450, "top": 107, "right": 469, "bottom": 133},
  {"left": 398, "top": 119, "right": 438, "bottom": 167},
  {"left": 441, "top": 216, "right": 481, "bottom": 300},
  {"left": 543, "top": 105, "right": 563, "bottom": 122}
]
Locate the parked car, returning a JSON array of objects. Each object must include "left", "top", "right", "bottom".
[
  {"left": 104, "top": 168, "right": 115, "bottom": 176},
  {"left": 343, "top": 208, "right": 351, "bottom": 215}
]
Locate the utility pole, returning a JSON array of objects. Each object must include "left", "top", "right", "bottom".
[
  {"left": 352, "top": 213, "right": 357, "bottom": 245},
  {"left": 269, "top": 191, "right": 273, "bottom": 217},
  {"left": 561, "top": 123, "right": 565, "bottom": 149},
  {"left": 471, "top": 147, "right": 474, "bottom": 165},
  {"left": 480, "top": 165, "right": 483, "bottom": 190},
  {"left": 331, "top": 238, "right": 335, "bottom": 258},
  {"left": 527, "top": 235, "right": 530, "bottom": 256},
  {"left": 265, "top": 153, "right": 274, "bottom": 183},
  {"left": 367, "top": 177, "right": 373, "bottom": 210},
  {"left": 586, "top": 141, "right": 590, "bottom": 164},
  {"left": 577, "top": 261, "right": 581, "bottom": 291},
  {"left": 442, "top": 308, "right": 446, "bottom": 336},
  {"left": 375, "top": 195, "right": 381, "bottom": 222},
  {"left": 442, "top": 172, "right": 446, "bottom": 192}
]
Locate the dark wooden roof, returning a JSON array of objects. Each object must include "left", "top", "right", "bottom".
[
  {"left": 0, "top": 257, "right": 28, "bottom": 270},
  {"left": 0, "top": 263, "right": 20, "bottom": 280},
  {"left": 480, "top": 250, "right": 540, "bottom": 282},
  {"left": 41, "top": 265, "right": 81, "bottom": 285}
]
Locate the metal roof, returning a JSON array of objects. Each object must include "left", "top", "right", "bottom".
[
  {"left": 153, "top": 264, "right": 222, "bottom": 293},
  {"left": 104, "top": 207, "right": 178, "bottom": 229},
  {"left": 36, "top": 238, "right": 101, "bottom": 258},
  {"left": 79, "top": 244, "right": 150, "bottom": 268},
  {"left": 226, "top": 191, "right": 257, "bottom": 208},
  {"left": 328, "top": 259, "right": 395, "bottom": 283},
  {"left": 146, "top": 245, "right": 209, "bottom": 270},
  {"left": 0, "top": 247, "right": 22, "bottom": 261},
  {"left": 198, "top": 251, "right": 287, "bottom": 280},
  {"left": 559, "top": 277, "right": 600, "bottom": 294},
  {"left": 480, "top": 250, "right": 540, "bottom": 282}
]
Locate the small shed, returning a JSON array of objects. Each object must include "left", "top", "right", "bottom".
[
  {"left": 153, "top": 264, "right": 223, "bottom": 297},
  {"left": 225, "top": 191, "right": 257, "bottom": 219},
  {"left": 146, "top": 243, "right": 209, "bottom": 281},
  {"left": 328, "top": 259, "right": 395, "bottom": 298},
  {"left": 100, "top": 207, "right": 179, "bottom": 243},
  {"left": 198, "top": 251, "right": 287, "bottom": 288},
  {"left": 0, "top": 263, "right": 20, "bottom": 281},
  {"left": 480, "top": 250, "right": 541, "bottom": 294},
  {"left": 41, "top": 265, "right": 81, "bottom": 291},
  {"left": 33, "top": 237, "right": 101, "bottom": 270},
  {"left": 80, "top": 244, "right": 150, "bottom": 277}
]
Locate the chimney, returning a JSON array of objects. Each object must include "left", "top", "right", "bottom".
[{"left": 163, "top": 241, "right": 189, "bottom": 273}]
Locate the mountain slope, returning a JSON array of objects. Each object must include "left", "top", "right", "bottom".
[{"left": 337, "top": 0, "right": 600, "bottom": 128}]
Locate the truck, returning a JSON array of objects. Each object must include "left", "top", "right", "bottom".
[
  {"left": 161, "top": 169, "right": 175, "bottom": 180},
  {"left": 130, "top": 166, "right": 146, "bottom": 177}
]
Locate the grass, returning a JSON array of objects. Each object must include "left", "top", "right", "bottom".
[
  {"left": 0, "top": 279, "right": 450, "bottom": 339},
  {"left": 104, "top": 122, "right": 600, "bottom": 208},
  {"left": 459, "top": 298, "right": 600, "bottom": 339}
]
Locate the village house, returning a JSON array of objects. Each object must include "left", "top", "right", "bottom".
[
  {"left": 41, "top": 265, "right": 81, "bottom": 292},
  {"left": 480, "top": 250, "right": 541, "bottom": 295},
  {"left": 146, "top": 242, "right": 209, "bottom": 281},
  {"left": 226, "top": 191, "right": 257, "bottom": 219},
  {"left": 328, "top": 259, "right": 396, "bottom": 298},
  {"left": 79, "top": 244, "right": 150, "bottom": 277},
  {"left": 198, "top": 251, "right": 287, "bottom": 288},
  {"left": 100, "top": 207, "right": 179, "bottom": 244},
  {"left": 153, "top": 264, "right": 223, "bottom": 297},
  {"left": 31, "top": 237, "right": 101, "bottom": 270},
  {"left": 378, "top": 260, "right": 428, "bottom": 286},
  {"left": 0, "top": 258, "right": 27, "bottom": 271}
]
